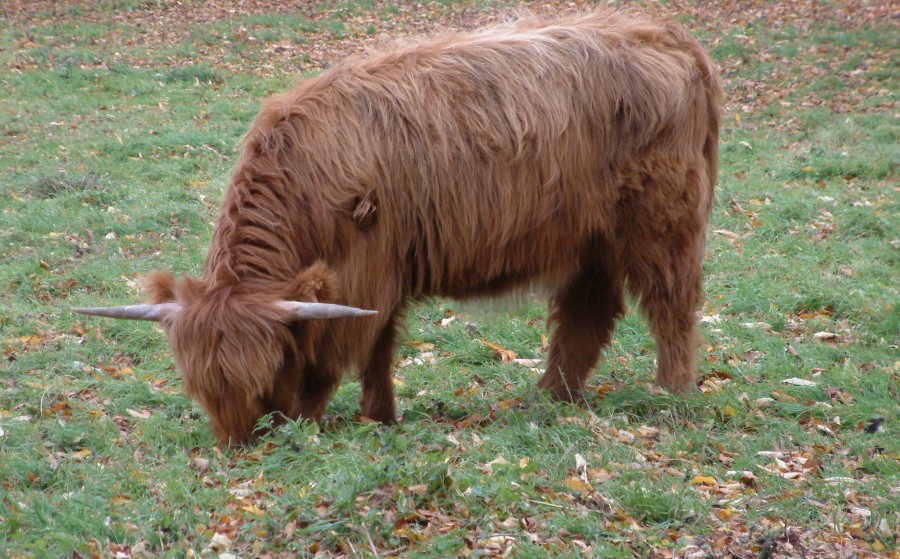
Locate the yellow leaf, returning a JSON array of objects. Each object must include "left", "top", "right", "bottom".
[
  {"left": 394, "top": 528, "right": 424, "bottom": 543},
  {"left": 716, "top": 507, "right": 737, "bottom": 521},
  {"left": 240, "top": 504, "right": 264, "bottom": 515},
  {"left": 562, "top": 479, "right": 593, "bottom": 494},
  {"left": 722, "top": 405, "right": 738, "bottom": 418},
  {"left": 691, "top": 475, "right": 718, "bottom": 487}
]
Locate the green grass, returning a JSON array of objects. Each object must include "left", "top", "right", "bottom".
[{"left": 1, "top": 1, "right": 898, "bottom": 558}]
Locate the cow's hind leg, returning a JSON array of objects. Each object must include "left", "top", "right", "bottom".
[
  {"left": 624, "top": 164, "right": 709, "bottom": 393},
  {"left": 628, "top": 252, "right": 703, "bottom": 393},
  {"left": 537, "top": 246, "right": 625, "bottom": 402},
  {"left": 359, "top": 315, "right": 399, "bottom": 424}
]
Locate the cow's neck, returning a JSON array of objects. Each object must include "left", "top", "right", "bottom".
[{"left": 202, "top": 174, "right": 321, "bottom": 293}]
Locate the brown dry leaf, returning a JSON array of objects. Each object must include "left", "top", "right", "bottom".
[
  {"left": 495, "top": 397, "right": 522, "bottom": 410},
  {"left": 588, "top": 468, "right": 614, "bottom": 483},
  {"left": 715, "top": 507, "right": 739, "bottom": 521},
  {"left": 395, "top": 528, "right": 425, "bottom": 544},
  {"left": 510, "top": 358, "right": 542, "bottom": 367},
  {"left": 637, "top": 425, "right": 660, "bottom": 438},
  {"left": 126, "top": 408, "right": 151, "bottom": 419},
  {"left": 587, "top": 383, "right": 616, "bottom": 397},
  {"left": 45, "top": 401, "right": 70, "bottom": 416},
  {"left": 562, "top": 479, "right": 594, "bottom": 495},
  {"left": 70, "top": 448, "right": 92, "bottom": 461},
  {"left": 813, "top": 331, "right": 841, "bottom": 342},
  {"left": 713, "top": 229, "right": 740, "bottom": 239},
  {"left": 482, "top": 339, "right": 517, "bottom": 362},
  {"left": 824, "top": 387, "right": 855, "bottom": 404},
  {"left": 456, "top": 411, "right": 493, "bottom": 429},
  {"left": 479, "top": 455, "right": 511, "bottom": 476},
  {"left": 538, "top": 334, "right": 549, "bottom": 352}
]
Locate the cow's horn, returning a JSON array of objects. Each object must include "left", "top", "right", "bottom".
[
  {"left": 72, "top": 303, "right": 181, "bottom": 321},
  {"left": 276, "top": 301, "right": 377, "bottom": 319}
]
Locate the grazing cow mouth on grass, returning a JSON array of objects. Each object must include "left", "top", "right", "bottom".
[{"left": 75, "top": 9, "right": 722, "bottom": 445}]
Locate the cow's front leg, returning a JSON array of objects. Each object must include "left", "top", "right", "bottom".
[
  {"left": 294, "top": 364, "right": 341, "bottom": 423},
  {"left": 359, "top": 316, "right": 400, "bottom": 424}
]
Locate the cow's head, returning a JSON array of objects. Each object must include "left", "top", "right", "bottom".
[{"left": 73, "top": 264, "right": 375, "bottom": 445}]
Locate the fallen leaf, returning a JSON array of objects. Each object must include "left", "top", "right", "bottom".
[
  {"left": 783, "top": 378, "right": 817, "bottom": 387},
  {"left": 812, "top": 331, "right": 840, "bottom": 342},
  {"left": 636, "top": 425, "right": 660, "bottom": 438},
  {"left": 394, "top": 528, "right": 424, "bottom": 543},
  {"left": 691, "top": 475, "right": 718, "bottom": 487},
  {"left": 480, "top": 455, "right": 510, "bottom": 475},
  {"left": 71, "top": 449, "right": 92, "bottom": 460},
  {"left": 510, "top": 358, "right": 542, "bottom": 367},
  {"left": 575, "top": 453, "right": 588, "bottom": 482},
  {"left": 126, "top": 408, "right": 151, "bottom": 419},
  {"left": 482, "top": 340, "right": 516, "bottom": 362},
  {"left": 562, "top": 479, "right": 593, "bottom": 494}
]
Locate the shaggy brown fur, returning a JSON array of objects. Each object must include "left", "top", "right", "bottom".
[{"left": 146, "top": 10, "right": 722, "bottom": 444}]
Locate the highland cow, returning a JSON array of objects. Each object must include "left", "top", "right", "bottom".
[{"left": 75, "top": 10, "right": 722, "bottom": 445}]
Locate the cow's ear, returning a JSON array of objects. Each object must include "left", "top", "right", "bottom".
[
  {"left": 145, "top": 272, "right": 206, "bottom": 305},
  {"left": 284, "top": 263, "right": 337, "bottom": 303},
  {"left": 144, "top": 271, "right": 177, "bottom": 304}
]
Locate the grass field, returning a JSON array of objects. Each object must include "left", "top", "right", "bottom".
[{"left": 1, "top": 1, "right": 897, "bottom": 557}]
